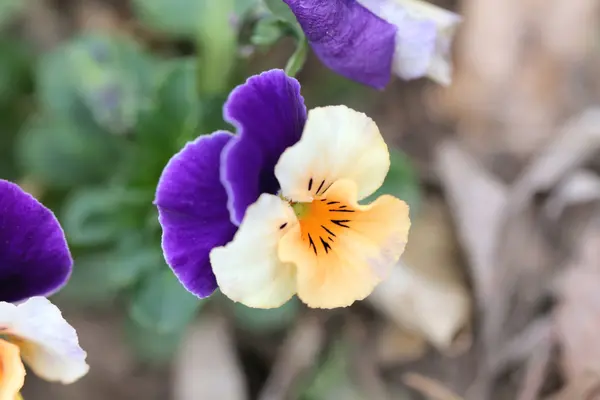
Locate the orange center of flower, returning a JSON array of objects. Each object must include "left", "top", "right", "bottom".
[{"left": 290, "top": 179, "right": 356, "bottom": 257}]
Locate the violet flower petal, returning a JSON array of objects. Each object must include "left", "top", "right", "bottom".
[
  {"left": 221, "top": 69, "right": 306, "bottom": 225},
  {"left": 0, "top": 180, "right": 72, "bottom": 303},
  {"left": 284, "top": 0, "right": 397, "bottom": 89},
  {"left": 155, "top": 132, "right": 237, "bottom": 298}
]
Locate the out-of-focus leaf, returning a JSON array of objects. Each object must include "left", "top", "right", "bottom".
[
  {"left": 69, "top": 33, "right": 156, "bottom": 134},
  {"left": 285, "top": 36, "right": 308, "bottom": 77},
  {"left": 263, "top": 0, "right": 298, "bottom": 27},
  {"left": 196, "top": 0, "right": 238, "bottom": 95},
  {"left": 0, "top": 0, "right": 24, "bottom": 30},
  {"left": 251, "top": 17, "right": 285, "bottom": 46},
  {"left": 232, "top": 297, "right": 300, "bottom": 333},
  {"left": 58, "top": 238, "right": 163, "bottom": 306},
  {"left": 362, "top": 148, "right": 422, "bottom": 216},
  {"left": 62, "top": 186, "right": 151, "bottom": 246},
  {"left": 130, "top": 58, "right": 201, "bottom": 186},
  {"left": 129, "top": 269, "right": 204, "bottom": 335},
  {"left": 301, "top": 340, "right": 363, "bottom": 400},
  {"left": 125, "top": 314, "right": 186, "bottom": 364},
  {"left": 131, "top": 0, "right": 204, "bottom": 37},
  {"left": 37, "top": 33, "right": 155, "bottom": 133},
  {"left": 234, "top": 0, "right": 260, "bottom": 17},
  {"left": 16, "top": 116, "right": 121, "bottom": 188},
  {"left": 0, "top": 39, "right": 32, "bottom": 104}
]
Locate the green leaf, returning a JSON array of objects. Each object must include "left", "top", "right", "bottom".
[
  {"left": 362, "top": 148, "right": 422, "bottom": 216},
  {"left": 196, "top": 0, "right": 238, "bottom": 95},
  {"left": 285, "top": 35, "right": 308, "bottom": 77},
  {"left": 37, "top": 33, "right": 156, "bottom": 134},
  {"left": 263, "top": 0, "right": 298, "bottom": 27},
  {"left": 125, "top": 315, "right": 186, "bottom": 364},
  {"left": 301, "top": 341, "right": 363, "bottom": 400},
  {"left": 0, "top": 0, "right": 24, "bottom": 30},
  {"left": 57, "top": 239, "right": 163, "bottom": 306},
  {"left": 0, "top": 39, "right": 32, "bottom": 104},
  {"left": 61, "top": 186, "right": 151, "bottom": 246},
  {"left": 129, "top": 59, "right": 201, "bottom": 186},
  {"left": 68, "top": 33, "right": 156, "bottom": 134},
  {"left": 131, "top": 0, "right": 204, "bottom": 37},
  {"left": 232, "top": 297, "right": 300, "bottom": 333},
  {"left": 129, "top": 269, "right": 204, "bottom": 335},
  {"left": 251, "top": 17, "right": 285, "bottom": 47},
  {"left": 16, "top": 115, "right": 121, "bottom": 188}
]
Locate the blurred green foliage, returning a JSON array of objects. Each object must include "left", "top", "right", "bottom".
[{"left": 0, "top": 0, "right": 422, "bottom": 363}]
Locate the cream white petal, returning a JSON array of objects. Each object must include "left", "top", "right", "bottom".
[
  {"left": 275, "top": 106, "right": 389, "bottom": 203},
  {"left": 210, "top": 194, "right": 298, "bottom": 309},
  {"left": 395, "top": 0, "right": 461, "bottom": 85},
  {"left": 0, "top": 297, "right": 88, "bottom": 384}
]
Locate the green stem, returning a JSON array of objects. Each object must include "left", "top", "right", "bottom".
[{"left": 284, "top": 36, "right": 308, "bottom": 77}]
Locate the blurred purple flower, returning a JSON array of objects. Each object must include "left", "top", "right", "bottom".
[
  {"left": 0, "top": 180, "right": 72, "bottom": 302},
  {"left": 283, "top": 0, "right": 461, "bottom": 88},
  {"left": 154, "top": 70, "right": 306, "bottom": 298}
]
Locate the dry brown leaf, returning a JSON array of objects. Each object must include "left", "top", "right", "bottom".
[
  {"left": 173, "top": 314, "right": 247, "bottom": 400},
  {"left": 544, "top": 170, "right": 600, "bottom": 221},
  {"left": 258, "top": 313, "right": 325, "bottom": 400},
  {"left": 403, "top": 372, "right": 464, "bottom": 400},
  {"left": 507, "top": 108, "right": 600, "bottom": 212},
  {"left": 369, "top": 196, "right": 471, "bottom": 352},
  {"left": 374, "top": 323, "right": 428, "bottom": 367},
  {"left": 435, "top": 140, "right": 506, "bottom": 313},
  {"left": 553, "top": 215, "right": 600, "bottom": 398}
]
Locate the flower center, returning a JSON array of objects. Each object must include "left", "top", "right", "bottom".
[{"left": 291, "top": 195, "right": 355, "bottom": 257}]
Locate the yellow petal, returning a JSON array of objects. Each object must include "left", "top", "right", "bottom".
[
  {"left": 279, "top": 179, "right": 411, "bottom": 308},
  {"left": 0, "top": 339, "right": 25, "bottom": 400},
  {"left": 210, "top": 194, "right": 298, "bottom": 308},
  {"left": 275, "top": 106, "right": 390, "bottom": 203}
]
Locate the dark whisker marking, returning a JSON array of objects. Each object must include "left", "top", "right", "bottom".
[
  {"left": 321, "top": 225, "right": 336, "bottom": 237},
  {"left": 330, "top": 209, "right": 355, "bottom": 213},
  {"left": 322, "top": 183, "right": 333, "bottom": 194},
  {"left": 279, "top": 222, "right": 288, "bottom": 230},
  {"left": 308, "top": 178, "right": 313, "bottom": 191},
  {"left": 316, "top": 180, "right": 326, "bottom": 195},
  {"left": 320, "top": 199, "right": 327, "bottom": 202},
  {"left": 326, "top": 201, "right": 339, "bottom": 205},
  {"left": 320, "top": 237, "right": 332, "bottom": 254},
  {"left": 339, "top": 205, "right": 347, "bottom": 209},
  {"left": 308, "top": 233, "right": 317, "bottom": 255},
  {"left": 332, "top": 220, "right": 350, "bottom": 228}
]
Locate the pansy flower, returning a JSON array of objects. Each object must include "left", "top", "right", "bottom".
[
  {"left": 0, "top": 180, "right": 88, "bottom": 399},
  {"left": 282, "top": 0, "right": 461, "bottom": 88},
  {"left": 155, "top": 69, "right": 411, "bottom": 309}
]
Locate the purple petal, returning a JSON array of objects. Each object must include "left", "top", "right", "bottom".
[
  {"left": 284, "top": 0, "right": 397, "bottom": 89},
  {"left": 0, "top": 180, "right": 72, "bottom": 303},
  {"left": 221, "top": 69, "right": 306, "bottom": 225},
  {"left": 155, "top": 132, "right": 237, "bottom": 298}
]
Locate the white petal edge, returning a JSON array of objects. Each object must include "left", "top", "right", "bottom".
[
  {"left": 395, "top": 0, "right": 462, "bottom": 85},
  {"left": 275, "top": 106, "right": 389, "bottom": 203},
  {"left": 210, "top": 194, "right": 298, "bottom": 309},
  {"left": 0, "top": 297, "right": 89, "bottom": 384}
]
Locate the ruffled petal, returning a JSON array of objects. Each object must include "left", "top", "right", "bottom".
[
  {"left": 0, "top": 180, "right": 72, "bottom": 303},
  {"left": 221, "top": 70, "right": 307, "bottom": 225},
  {"left": 359, "top": 0, "right": 437, "bottom": 80},
  {"left": 278, "top": 179, "right": 410, "bottom": 308},
  {"left": 362, "top": 0, "right": 460, "bottom": 85},
  {"left": 155, "top": 132, "right": 237, "bottom": 297},
  {"left": 210, "top": 194, "right": 298, "bottom": 308},
  {"left": 0, "top": 297, "right": 88, "bottom": 384},
  {"left": 0, "top": 339, "right": 25, "bottom": 400},
  {"left": 284, "top": 0, "right": 397, "bottom": 89},
  {"left": 275, "top": 105, "right": 389, "bottom": 203}
]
